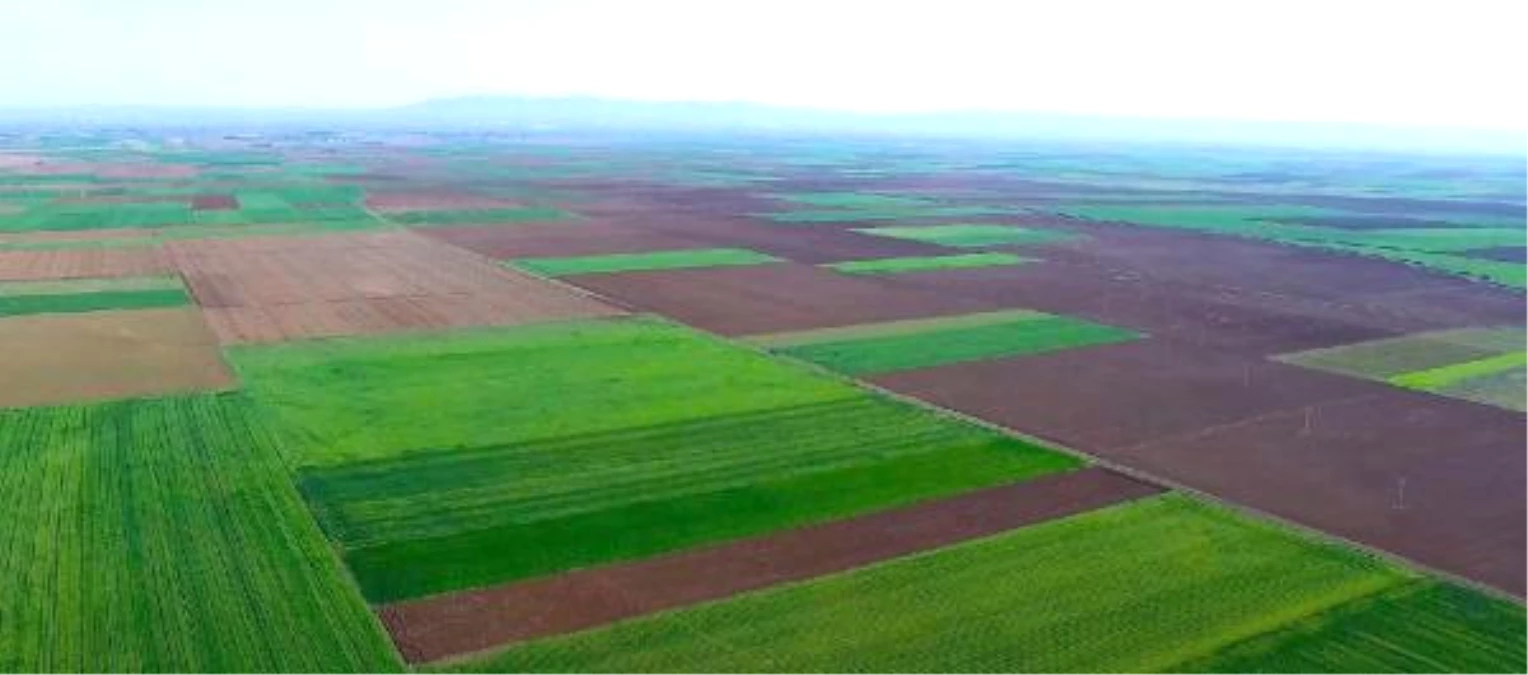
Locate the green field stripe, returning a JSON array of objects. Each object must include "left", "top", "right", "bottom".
[
  {"left": 825, "top": 252, "right": 1034, "bottom": 275},
  {"left": 853, "top": 224, "right": 1080, "bottom": 248},
  {"left": 1433, "top": 367, "right": 1526, "bottom": 412},
  {"left": 344, "top": 439, "right": 1079, "bottom": 603},
  {"left": 1389, "top": 350, "right": 1527, "bottom": 391},
  {"left": 0, "top": 275, "right": 182, "bottom": 297},
  {"left": 744, "top": 308, "right": 1051, "bottom": 348},
  {"left": 776, "top": 315, "right": 1140, "bottom": 375},
  {"left": 388, "top": 206, "right": 573, "bottom": 226},
  {"left": 229, "top": 317, "right": 865, "bottom": 468},
  {"left": 434, "top": 495, "right": 1424, "bottom": 673},
  {"left": 0, "top": 236, "right": 160, "bottom": 251},
  {"left": 300, "top": 397, "right": 1021, "bottom": 547},
  {"left": 0, "top": 287, "right": 189, "bottom": 317},
  {"left": 513, "top": 248, "right": 782, "bottom": 276},
  {"left": 0, "top": 395, "right": 401, "bottom": 672},
  {"left": 1279, "top": 336, "right": 1503, "bottom": 380},
  {"left": 1180, "top": 581, "right": 1526, "bottom": 673}
]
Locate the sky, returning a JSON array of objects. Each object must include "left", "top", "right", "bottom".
[{"left": 1, "top": 0, "right": 1524, "bottom": 131}]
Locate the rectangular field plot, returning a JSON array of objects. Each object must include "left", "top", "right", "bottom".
[
  {"left": 385, "top": 206, "right": 573, "bottom": 226},
  {"left": 0, "top": 246, "right": 172, "bottom": 281},
  {"left": 513, "top": 247, "right": 782, "bottom": 276},
  {"left": 1181, "top": 581, "right": 1526, "bottom": 673},
  {"left": 824, "top": 252, "right": 1033, "bottom": 275},
  {"left": 0, "top": 274, "right": 188, "bottom": 317},
  {"left": 230, "top": 317, "right": 1080, "bottom": 602},
  {"left": 170, "top": 231, "right": 620, "bottom": 343},
  {"left": 433, "top": 495, "right": 1520, "bottom": 673},
  {"left": 755, "top": 309, "right": 1140, "bottom": 375},
  {"left": 0, "top": 395, "right": 400, "bottom": 672},
  {"left": 854, "top": 223, "right": 1081, "bottom": 248},
  {"left": 1280, "top": 326, "right": 1526, "bottom": 411}
]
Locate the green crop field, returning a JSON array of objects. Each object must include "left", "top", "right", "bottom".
[
  {"left": 854, "top": 223, "right": 1081, "bottom": 247},
  {"left": 824, "top": 251, "right": 1033, "bottom": 275},
  {"left": 0, "top": 394, "right": 400, "bottom": 672},
  {"left": 770, "top": 312, "right": 1139, "bottom": 375},
  {"left": 773, "top": 191, "right": 941, "bottom": 210},
  {"left": 1281, "top": 327, "right": 1527, "bottom": 411},
  {"left": 513, "top": 248, "right": 782, "bottom": 276},
  {"left": 0, "top": 201, "right": 193, "bottom": 231},
  {"left": 434, "top": 495, "right": 1511, "bottom": 673},
  {"left": 1183, "top": 581, "right": 1526, "bottom": 673},
  {"left": 233, "top": 317, "right": 1080, "bottom": 601},
  {"left": 0, "top": 275, "right": 189, "bottom": 317}
]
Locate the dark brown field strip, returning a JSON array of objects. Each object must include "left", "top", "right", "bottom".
[{"left": 378, "top": 467, "right": 1161, "bottom": 663}]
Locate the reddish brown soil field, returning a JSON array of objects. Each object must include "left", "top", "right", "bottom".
[
  {"left": 421, "top": 222, "right": 710, "bottom": 259},
  {"left": 166, "top": 231, "right": 621, "bottom": 343},
  {"left": 1461, "top": 246, "right": 1528, "bottom": 263},
  {"left": 379, "top": 467, "right": 1161, "bottom": 663},
  {"left": 563, "top": 262, "right": 1006, "bottom": 336},
  {"left": 365, "top": 190, "right": 523, "bottom": 212},
  {"left": 873, "top": 339, "right": 1383, "bottom": 450},
  {"left": 0, "top": 247, "right": 172, "bottom": 281},
  {"left": 190, "top": 194, "right": 237, "bottom": 211},
  {"left": 0, "top": 307, "right": 234, "bottom": 408}
]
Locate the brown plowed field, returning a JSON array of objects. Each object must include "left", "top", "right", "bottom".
[
  {"left": 563, "top": 262, "right": 1006, "bottom": 336},
  {"left": 365, "top": 191, "right": 523, "bottom": 212},
  {"left": 166, "top": 231, "right": 621, "bottom": 343},
  {"left": 421, "top": 222, "right": 710, "bottom": 259},
  {"left": 0, "top": 307, "right": 234, "bottom": 408},
  {"left": 0, "top": 247, "right": 172, "bottom": 281},
  {"left": 190, "top": 194, "right": 237, "bottom": 210},
  {"left": 379, "top": 467, "right": 1162, "bottom": 663}
]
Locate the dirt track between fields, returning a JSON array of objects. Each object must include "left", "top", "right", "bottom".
[{"left": 379, "top": 467, "right": 1162, "bottom": 663}]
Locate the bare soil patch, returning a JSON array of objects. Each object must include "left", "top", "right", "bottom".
[
  {"left": 564, "top": 262, "right": 1005, "bottom": 336},
  {"left": 379, "top": 467, "right": 1161, "bottom": 663},
  {"left": 0, "top": 247, "right": 172, "bottom": 281},
  {"left": 0, "top": 307, "right": 233, "bottom": 408},
  {"left": 167, "top": 231, "right": 620, "bottom": 343},
  {"left": 421, "top": 222, "right": 708, "bottom": 259},
  {"left": 190, "top": 194, "right": 237, "bottom": 211},
  {"left": 365, "top": 191, "right": 523, "bottom": 212}
]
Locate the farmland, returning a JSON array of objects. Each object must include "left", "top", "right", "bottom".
[{"left": 0, "top": 129, "right": 1522, "bottom": 672}]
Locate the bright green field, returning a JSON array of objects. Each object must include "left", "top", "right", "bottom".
[
  {"left": 1281, "top": 327, "right": 1527, "bottom": 411},
  {"left": 824, "top": 252, "right": 1033, "bottom": 275},
  {"left": 0, "top": 287, "right": 187, "bottom": 317},
  {"left": 854, "top": 224, "right": 1081, "bottom": 248},
  {"left": 0, "top": 395, "right": 400, "bottom": 672},
  {"left": 234, "top": 317, "right": 1080, "bottom": 601},
  {"left": 436, "top": 495, "right": 1440, "bottom": 673},
  {"left": 1183, "top": 581, "right": 1526, "bottom": 673},
  {"left": 513, "top": 248, "right": 782, "bottom": 276},
  {"left": 745, "top": 308, "right": 1049, "bottom": 347},
  {"left": 0, "top": 201, "right": 192, "bottom": 231},
  {"left": 774, "top": 313, "right": 1140, "bottom": 375}
]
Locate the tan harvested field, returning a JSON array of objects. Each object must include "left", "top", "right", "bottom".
[
  {"left": 0, "top": 307, "right": 234, "bottom": 408},
  {"left": 0, "top": 246, "right": 173, "bottom": 281},
  {"left": 167, "top": 231, "right": 622, "bottom": 343}
]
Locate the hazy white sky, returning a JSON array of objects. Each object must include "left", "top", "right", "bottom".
[{"left": 1, "top": 0, "right": 1524, "bottom": 130}]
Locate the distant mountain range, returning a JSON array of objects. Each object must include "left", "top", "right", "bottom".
[{"left": 1, "top": 95, "right": 1522, "bottom": 156}]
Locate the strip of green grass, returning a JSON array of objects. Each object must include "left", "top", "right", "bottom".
[
  {"left": 514, "top": 248, "right": 782, "bottom": 276},
  {"left": 1279, "top": 336, "right": 1504, "bottom": 379},
  {"left": 0, "top": 287, "right": 188, "bottom": 317},
  {"left": 387, "top": 206, "right": 573, "bottom": 226},
  {"left": 343, "top": 436, "right": 1077, "bottom": 602},
  {"left": 435, "top": 495, "right": 1418, "bottom": 673},
  {"left": 1389, "top": 350, "right": 1527, "bottom": 391},
  {"left": 0, "top": 395, "right": 401, "bottom": 672},
  {"left": 825, "top": 252, "right": 1033, "bottom": 275},
  {"left": 745, "top": 308, "right": 1050, "bottom": 348},
  {"left": 854, "top": 224, "right": 1080, "bottom": 248},
  {"left": 1182, "top": 581, "right": 1526, "bottom": 673},
  {"left": 776, "top": 315, "right": 1139, "bottom": 375},
  {"left": 0, "top": 275, "right": 181, "bottom": 296},
  {"left": 1434, "top": 367, "right": 1527, "bottom": 412}
]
